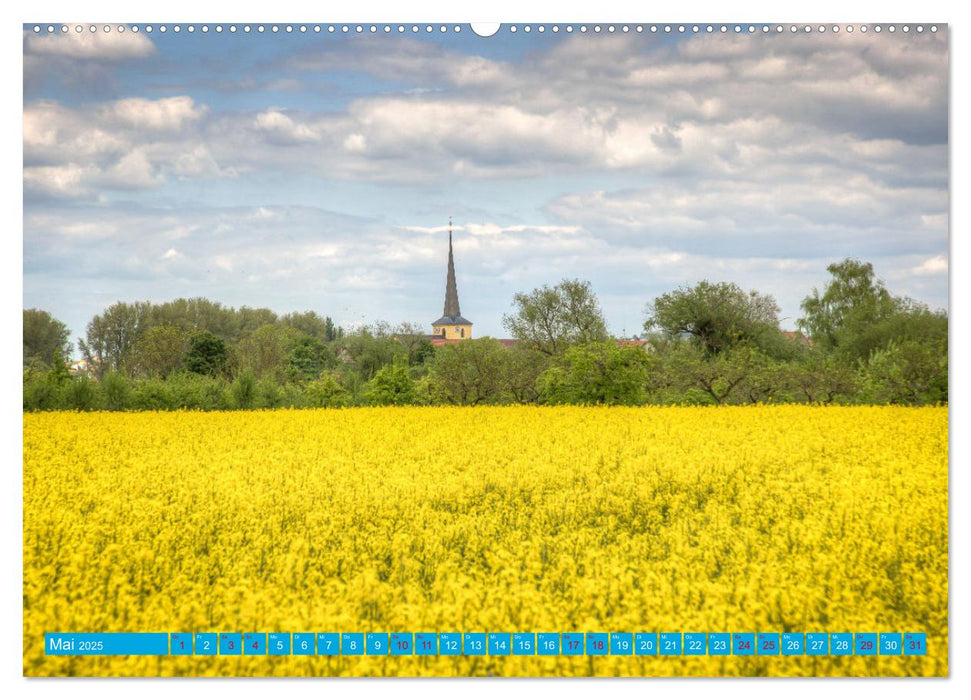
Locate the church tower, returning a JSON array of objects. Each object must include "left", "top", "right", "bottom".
[{"left": 431, "top": 219, "right": 473, "bottom": 340}]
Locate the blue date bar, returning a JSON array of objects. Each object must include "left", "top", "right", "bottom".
[{"left": 45, "top": 633, "right": 169, "bottom": 656}]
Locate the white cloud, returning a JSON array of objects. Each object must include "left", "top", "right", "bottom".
[
  {"left": 23, "top": 164, "right": 90, "bottom": 198},
  {"left": 23, "top": 31, "right": 948, "bottom": 194},
  {"left": 101, "top": 149, "right": 163, "bottom": 189},
  {"left": 23, "top": 149, "right": 164, "bottom": 198},
  {"left": 22, "top": 31, "right": 949, "bottom": 338},
  {"left": 253, "top": 109, "right": 321, "bottom": 144},
  {"left": 248, "top": 207, "right": 275, "bottom": 220},
  {"left": 172, "top": 145, "right": 233, "bottom": 178},
  {"left": 913, "top": 255, "right": 948, "bottom": 276},
  {"left": 25, "top": 28, "right": 156, "bottom": 60},
  {"left": 285, "top": 37, "right": 510, "bottom": 90},
  {"left": 24, "top": 101, "right": 128, "bottom": 160},
  {"left": 343, "top": 133, "right": 366, "bottom": 152},
  {"left": 23, "top": 97, "right": 224, "bottom": 197},
  {"left": 544, "top": 176, "right": 948, "bottom": 261},
  {"left": 24, "top": 201, "right": 949, "bottom": 343},
  {"left": 102, "top": 96, "right": 205, "bottom": 131},
  {"left": 400, "top": 223, "right": 581, "bottom": 237}
]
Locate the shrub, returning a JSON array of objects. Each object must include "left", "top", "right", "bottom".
[
  {"left": 23, "top": 374, "right": 62, "bottom": 411},
  {"left": 63, "top": 377, "right": 98, "bottom": 411},
  {"left": 363, "top": 358, "right": 415, "bottom": 406},
  {"left": 166, "top": 373, "right": 227, "bottom": 410},
  {"left": 131, "top": 378, "right": 174, "bottom": 411},
  {"left": 258, "top": 378, "right": 285, "bottom": 409},
  {"left": 184, "top": 331, "right": 228, "bottom": 377},
  {"left": 549, "top": 341, "right": 650, "bottom": 406},
  {"left": 304, "top": 371, "right": 348, "bottom": 408},
  {"left": 863, "top": 339, "right": 948, "bottom": 406},
  {"left": 100, "top": 372, "right": 132, "bottom": 411},
  {"left": 231, "top": 370, "right": 258, "bottom": 410},
  {"left": 428, "top": 338, "right": 508, "bottom": 406}
]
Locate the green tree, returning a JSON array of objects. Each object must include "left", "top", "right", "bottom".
[
  {"left": 237, "top": 306, "right": 279, "bottom": 338},
  {"left": 304, "top": 371, "right": 349, "bottom": 408},
  {"left": 429, "top": 337, "right": 508, "bottom": 406},
  {"left": 340, "top": 326, "right": 408, "bottom": 381},
  {"left": 166, "top": 373, "right": 228, "bottom": 410},
  {"left": 23, "top": 353, "right": 71, "bottom": 411},
  {"left": 640, "top": 335, "right": 688, "bottom": 404},
  {"left": 364, "top": 357, "right": 416, "bottom": 406},
  {"left": 184, "top": 331, "right": 228, "bottom": 377},
  {"left": 236, "top": 324, "right": 299, "bottom": 381},
  {"left": 786, "top": 350, "right": 858, "bottom": 404},
  {"left": 133, "top": 324, "right": 189, "bottom": 378},
  {"left": 47, "top": 347, "right": 72, "bottom": 384},
  {"left": 393, "top": 322, "right": 435, "bottom": 367},
  {"left": 503, "top": 344, "right": 551, "bottom": 404},
  {"left": 230, "top": 369, "right": 258, "bottom": 409},
  {"left": 646, "top": 280, "right": 782, "bottom": 357},
  {"left": 78, "top": 301, "right": 152, "bottom": 378},
  {"left": 148, "top": 297, "right": 239, "bottom": 340},
  {"left": 131, "top": 378, "right": 175, "bottom": 410},
  {"left": 799, "top": 259, "right": 948, "bottom": 370},
  {"left": 660, "top": 343, "right": 763, "bottom": 405},
  {"left": 735, "top": 354, "right": 787, "bottom": 404},
  {"left": 503, "top": 278, "right": 608, "bottom": 355},
  {"left": 409, "top": 338, "right": 436, "bottom": 367},
  {"left": 100, "top": 371, "right": 132, "bottom": 411},
  {"left": 281, "top": 310, "right": 341, "bottom": 342},
  {"left": 63, "top": 376, "right": 98, "bottom": 411},
  {"left": 842, "top": 301, "right": 947, "bottom": 365},
  {"left": 412, "top": 375, "right": 441, "bottom": 406},
  {"left": 798, "top": 259, "right": 897, "bottom": 353},
  {"left": 257, "top": 378, "right": 285, "bottom": 409},
  {"left": 539, "top": 341, "right": 650, "bottom": 405},
  {"left": 863, "top": 339, "right": 948, "bottom": 405},
  {"left": 287, "top": 335, "right": 333, "bottom": 382},
  {"left": 23, "top": 309, "right": 72, "bottom": 368}
]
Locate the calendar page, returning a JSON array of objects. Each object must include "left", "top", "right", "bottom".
[{"left": 22, "top": 20, "right": 948, "bottom": 678}]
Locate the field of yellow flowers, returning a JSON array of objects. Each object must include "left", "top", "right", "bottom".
[{"left": 23, "top": 406, "right": 947, "bottom": 677}]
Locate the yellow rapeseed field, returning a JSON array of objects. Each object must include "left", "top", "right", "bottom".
[{"left": 23, "top": 406, "right": 947, "bottom": 677}]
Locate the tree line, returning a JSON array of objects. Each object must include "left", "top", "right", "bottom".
[{"left": 23, "top": 259, "right": 947, "bottom": 411}]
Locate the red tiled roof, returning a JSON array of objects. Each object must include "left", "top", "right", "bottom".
[
  {"left": 429, "top": 337, "right": 519, "bottom": 347},
  {"left": 783, "top": 330, "right": 812, "bottom": 345},
  {"left": 428, "top": 337, "right": 651, "bottom": 349}
]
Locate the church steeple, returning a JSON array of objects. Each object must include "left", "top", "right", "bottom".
[
  {"left": 443, "top": 218, "right": 461, "bottom": 318},
  {"left": 431, "top": 218, "right": 473, "bottom": 340}
]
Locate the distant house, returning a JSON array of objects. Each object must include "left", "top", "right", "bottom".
[
  {"left": 429, "top": 337, "right": 652, "bottom": 351},
  {"left": 68, "top": 358, "right": 95, "bottom": 377},
  {"left": 783, "top": 330, "right": 812, "bottom": 346},
  {"left": 429, "top": 337, "right": 517, "bottom": 348}
]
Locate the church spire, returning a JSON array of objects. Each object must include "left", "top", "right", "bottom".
[
  {"left": 431, "top": 217, "right": 472, "bottom": 339},
  {"left": 443, "top": 217, "right": 461, "bottom": 318}
]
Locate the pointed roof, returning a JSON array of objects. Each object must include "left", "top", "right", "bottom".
[
  {"left": 443, "top": 226, "right": 461, "bottom": 317},
  {"left": 432, "top": 219, "right": 472, "bottom": 326}
]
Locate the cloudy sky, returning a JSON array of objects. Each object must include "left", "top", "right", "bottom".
[{"left": 23, "top": 24, "right": 948, "bottom": 342}]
